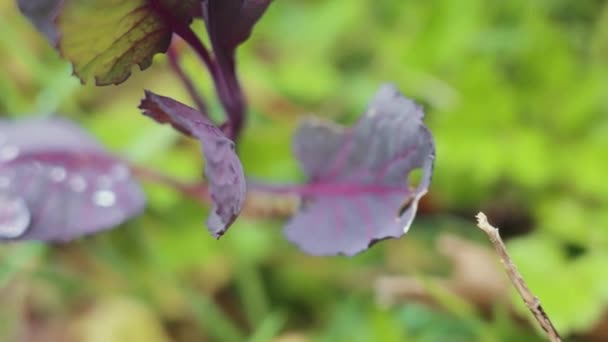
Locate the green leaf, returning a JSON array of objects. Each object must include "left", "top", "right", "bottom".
[
  {"left": 57, "top": 0, "right": 198, "bottom": 85},
  {"left": 185, "top": 287, "right": 246, "bottom": 342},
  {"left": 248, "top": 311, "right": 287, "bottom": 342},
  {"left": 508, "top": 236, "right": 608, "bottom": 335}
]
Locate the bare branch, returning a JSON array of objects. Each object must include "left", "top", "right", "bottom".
[{"left": 475, "top": 212, "right": 561, "bottom": 342}]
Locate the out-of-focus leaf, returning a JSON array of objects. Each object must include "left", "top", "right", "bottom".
[
  {"left": 396, "top": 303, "right": 479, "bottom": 341},
  {"left": 185, "top": 287, "right": 246, "bottom": 342},
  {"left": 16, "top": 0, "right": 60, "bottom": 43},
  {"left": 508, "top": 236, "right": 608, "bottom": 334},
  {"left": 56, "top": 0, "right": 199, "bottom": 85},
  {"left": 0, "top": 244, "right": 46, "bottom": 288},
  {"left": 284, "top": 84, "right": 435, "bottom": 256},
  {"left": 0, "top": 118, "right": 145, "bottom": 241},
  {"left": 248, "top": 311, "right": 287, "bottom": 342},
  {"left": 139, "top": 91, "right": 246, "bottom": 238}
]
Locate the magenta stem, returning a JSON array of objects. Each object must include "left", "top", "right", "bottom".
[
  {"left": 249, "top": 181, "right": 409, "bottom": 197},
  {"left": 150, "top": 0, "right": 247, "bottom": 141}
]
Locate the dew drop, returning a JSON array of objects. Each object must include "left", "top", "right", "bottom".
[
  {"left": 0, "top": 145, "right": 19, "bottom": 162},
  {"left": 93, "top": 190, "right": 116, "bottom": 207},
  {"left": 69, "top": 176, "right": 87, "bottom": 192},
  {"left": 0, "top": 193, "right": 30, "bottom": 239},
  {"left": 49, "top": 167, "right": 67, "bottom": 182}
]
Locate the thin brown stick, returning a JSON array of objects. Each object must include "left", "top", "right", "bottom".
[{"left": 475, "top": 212, "right": 561, "bottom": 342}]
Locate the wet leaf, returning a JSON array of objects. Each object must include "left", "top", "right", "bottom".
[{"left": 0, "top": 118, "right": 145, "bottom": 241}]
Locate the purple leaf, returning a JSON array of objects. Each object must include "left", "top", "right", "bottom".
[
  {"left": 202, "top": 0, "right": 272, "bottom": 56},
  {"left": 16, "top": 0, "right": 60, "bottom": 43},
  {"left": 200, "top": 0, "right": 271, "bottom": 138},
  {"left": 202, "top": 0, "right": 271, "bottom": 83},
  {"left": 0, "top": 118, "right": 146, "bottom": 241},
  {"left": 139, "top": 91, "right": 246, "bottom": 238},
  {"left": 285, "top": 84, "right": 435, "bottom": 256}
]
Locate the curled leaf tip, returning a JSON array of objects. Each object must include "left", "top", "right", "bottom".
[{"left": 139, "top": 91, "right": 246, "bottom": 238}]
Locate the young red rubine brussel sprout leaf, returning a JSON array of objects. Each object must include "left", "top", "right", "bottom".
[
  {"left": 284, "top": 84, "right": 435, "bottom": 256},
  {"left": 0, "top": 118, "right": 145, "bottom": 241}
]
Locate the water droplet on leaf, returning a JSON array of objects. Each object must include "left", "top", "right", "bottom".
[
  {"left": 49, "top": 167, "right": 67, "bottom": 182},
  {"left": 0, "top": 193, "right": 31, "bottom": 238},
  {"left": 93, "top": 190, "right": 116, "bottom": 207}
]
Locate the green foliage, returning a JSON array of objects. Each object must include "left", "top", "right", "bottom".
[
  {"left": 1, "top": 0, "right": 608, "bottom": 340},
  {"left": 508, "top": 235, "right": 608, "bottom": 334}
]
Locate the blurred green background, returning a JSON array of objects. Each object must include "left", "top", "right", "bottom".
[{"left": 2, "top": 0, "right": 608, "bottom": 341}]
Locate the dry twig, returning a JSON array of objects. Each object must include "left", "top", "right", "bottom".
[{"left": 475, "top": 212, "right": 561, "bottom": 342}]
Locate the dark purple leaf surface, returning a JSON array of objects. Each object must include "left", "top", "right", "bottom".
[
  {"left": 17, "top": 0, "right": 60, "bottom": 43},
  {"left": 285, "top": 84, "right": 435, "bottom": 256},
  {"left": 0, "top": 118, "right": 145, "bottom": 241},
  {"left": 202, "top": 0, "right": 272, "bottom": 54},
  {"left": 202, "top": 0, "right": 271, "bottom": 86},
  {"left": 139, "top": 91, "right": 246, "bottom": 238},
  {"left": 200, "top": 0, "right": 272, "bottom": 138}
]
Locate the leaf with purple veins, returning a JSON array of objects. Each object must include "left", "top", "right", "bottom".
[
  {"left": 0, "top": 118, "right": 146, "bottom": 241},
  {"left": 139, "top": 91, "right": 246, "bottom": 238},
  {"left": 285, "top": 84, "right": 435, "bottom": 256}
]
